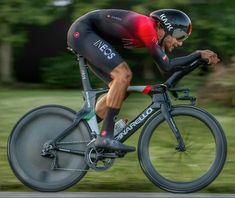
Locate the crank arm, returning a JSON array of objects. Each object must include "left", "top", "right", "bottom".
[{"left": 98, "top": 152, "right": 119, "bottom": 159}]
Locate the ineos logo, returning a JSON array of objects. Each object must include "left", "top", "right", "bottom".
[
  {"left": 159, "top": 14, "right": 174, "bottom": 31},
  {"left": 93, "top": 40, "right": 116, "bottom": 60}
]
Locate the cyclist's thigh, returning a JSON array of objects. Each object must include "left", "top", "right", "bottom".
[{"left": 67, "top": 22, "right": 124, "bottom": 84}]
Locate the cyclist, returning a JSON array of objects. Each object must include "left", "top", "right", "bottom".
[{"left": 67, "top": 9, "right": 220, "bottom": 152}]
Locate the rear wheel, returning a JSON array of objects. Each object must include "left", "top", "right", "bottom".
[
  {"left": 8, "top": 105, "right": 91, "bottom": 192},
  {"left": 138, "top": 105, "right": 227, "bottom": 193}
]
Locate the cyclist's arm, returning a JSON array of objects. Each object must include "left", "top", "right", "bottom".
[
  {"left": 134, "top": 16, "right": 201, "bottom": 72},
  {"left": 149, "top": 44, "right": 201, "bottom": 72}
]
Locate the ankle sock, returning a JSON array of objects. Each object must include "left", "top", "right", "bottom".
[
  {"left": 96, "top": 114, "right": 103, "bottom": 123},
  {"left": 100, "top": 107, "right": 120, "bottom": 138}
]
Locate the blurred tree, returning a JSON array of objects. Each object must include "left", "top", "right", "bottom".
[
  {"left": 187, "top": 0, "right": 235, "bottom": 61},
  {"left": 70, "top": 0, "right": 146, "bottom": 20},
  {"left": 0, "top": 0, "right": 65, "bottom": 83}
]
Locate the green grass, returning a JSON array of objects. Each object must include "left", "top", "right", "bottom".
[{"left": 0, "top": 87, "right": 235, "bottom": 193}]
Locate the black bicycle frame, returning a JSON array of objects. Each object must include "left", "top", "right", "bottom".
[{"left": 50, "top": 51, "right": 206, "bottom": 152}]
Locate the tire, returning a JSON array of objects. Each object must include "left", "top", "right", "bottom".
[
  {"left": 138, "top": 105, "right": 227, "bottom": 193},
  {"left": 8, "top": 105, "right": 91, "bottom": 192}
]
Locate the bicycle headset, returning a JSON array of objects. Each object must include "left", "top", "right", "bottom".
[{"left": 150, "top": 9, "right": 192, "bottom": 42}]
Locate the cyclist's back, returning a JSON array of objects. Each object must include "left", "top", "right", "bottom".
[{"left": 68, "top": 9, "right": 158, "bottom": 51}]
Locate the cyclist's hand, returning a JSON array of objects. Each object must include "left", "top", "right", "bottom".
[{"left": 197, "top": 50, "right": 220, "bottom": 65}]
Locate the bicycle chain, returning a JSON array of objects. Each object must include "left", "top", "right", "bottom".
[
  {"left": 53, "top": 167, "right": 90, "bottom": 172},
  {"left": 56, "top": 140, "right": 90, "bottom": 145}
]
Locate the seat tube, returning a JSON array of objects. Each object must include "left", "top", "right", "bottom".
[
  {"left": 77, "top": 56, "right": 100, "bottom": 135},
  {"left": 78, "top": 55, "right": 92, "bottom": 91}
]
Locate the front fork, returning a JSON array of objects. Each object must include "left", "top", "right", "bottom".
[
  {"left": 160, "top": 103, "right": 186, "bottom": 152},
  {"left": 153, "top": 85, "right": 186, "bottom": 152}
]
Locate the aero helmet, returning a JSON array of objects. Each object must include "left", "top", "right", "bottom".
[{"left": 150, "top": 9, "right": 192, "bottom": 41}]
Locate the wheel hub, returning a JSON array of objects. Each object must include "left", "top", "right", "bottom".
[{"left": 41, "top": 141, "right": 55, "bottom": 158}]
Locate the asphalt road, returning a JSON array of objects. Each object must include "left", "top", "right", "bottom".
[{"left": 0, "top": 192, "right": 235, "bottom": 198}]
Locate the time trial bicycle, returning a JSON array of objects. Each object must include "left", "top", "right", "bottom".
[{"left": 7, "top": 49, "right": 227, "bottom": 193}]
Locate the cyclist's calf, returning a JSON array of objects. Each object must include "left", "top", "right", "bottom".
[{"left": 106, "top": 62, "right": 132, "bottom": 108}]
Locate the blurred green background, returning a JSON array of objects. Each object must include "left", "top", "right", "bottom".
[{"left": 0, "top": 0, "right": 235, "bottom": 193}]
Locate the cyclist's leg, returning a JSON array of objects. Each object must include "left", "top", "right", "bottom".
[
  {"left": 96, "top": 92, "right": 130, "bottom": 121},
  {"left": 67, "top": 22, "right": 135, "bottom": 152},
  {"left": 98, "top": 61, "right": 131, "bottom": 135},
  {"left": 95, "top": 95, "right": 107, "bottom": 121},
  {"left": 95, "top": 62, "right": 135, "bottom": 152}
]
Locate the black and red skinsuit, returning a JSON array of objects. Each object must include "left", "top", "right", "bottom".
[{"left": 67, "top": 9, "right": 200, "bottom": 83}]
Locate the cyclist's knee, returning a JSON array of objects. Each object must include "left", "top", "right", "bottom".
[
  {"left": 125, "top": 67, "right": 133, "bottom": 82},
  {"left": 111, "top": 62, "right": 132, "bottom": 85},
  {"left": 119, "top": 70, "right": 132, "bottom": 84}
]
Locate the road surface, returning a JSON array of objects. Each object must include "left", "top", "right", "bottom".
[{"left": 0, "top": 192, "right": 235, "bottom": 198}]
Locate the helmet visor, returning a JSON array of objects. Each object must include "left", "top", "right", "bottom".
[{"left": 172, "top": 28, "right": 189, "bottom": 41}]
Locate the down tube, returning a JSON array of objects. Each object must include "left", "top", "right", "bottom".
[{"left": 115, "top": 104, "right": 158, "bottom": 143}]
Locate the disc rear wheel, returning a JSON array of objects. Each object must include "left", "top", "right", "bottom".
[{"left": 8, "top": 105, "right": 91, "bottom": 192}]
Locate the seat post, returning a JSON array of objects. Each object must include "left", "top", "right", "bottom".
[{"left": 77, "top": 55, "right": 92, "bottom": 91}]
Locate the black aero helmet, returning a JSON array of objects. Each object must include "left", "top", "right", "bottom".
[{"left": 150, "top": 9, "right": 192, "bottom": 41}]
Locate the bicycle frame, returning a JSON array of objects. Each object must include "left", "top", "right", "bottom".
[{"left": 50, "top": 52, "right": 206, "bottom": 152}]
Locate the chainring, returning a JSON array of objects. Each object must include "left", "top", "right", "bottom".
[{"left": 84, "top": 147, "right": 115, "bottom": 171}]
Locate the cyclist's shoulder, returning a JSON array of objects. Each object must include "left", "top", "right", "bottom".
[
  {"left": 98, "top": 9, "right": 139, "bottom": 14},
  {"left": 88, "top": 9, "right": 146, "bottom": 19},
  {"left": 83, "top": 9, "right": 151, "bottom": 25}
]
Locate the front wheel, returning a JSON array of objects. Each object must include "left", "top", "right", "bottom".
[
  {"left": 8, "top": 105, "right": 91, "bottom": 192},
  {"left": 138, "top": 105, "right": 227, "bottom": 193}
]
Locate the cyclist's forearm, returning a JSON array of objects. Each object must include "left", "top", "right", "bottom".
[
  {"left": 170, "top": 52, "right": 201, "bottom": 70},
  {"left": 150, "top": 45, "right": 201, "bottom": 72}
]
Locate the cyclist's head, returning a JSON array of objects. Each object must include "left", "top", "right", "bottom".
[{"left": 150, "top": 9, "right": 192, "bottom": 41}]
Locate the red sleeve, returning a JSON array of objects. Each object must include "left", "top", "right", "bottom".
[{"left": 134, "top": 15, "right": 158, "bottom": 48}]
